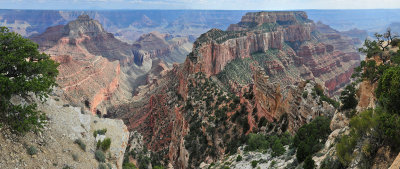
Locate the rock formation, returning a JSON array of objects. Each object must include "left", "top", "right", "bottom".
[
  {"left": 31, "top": 15, "right": 191, "bottom": 114},
  {"left": 107, "top": 11, "right": 356, "bottom": 168}
]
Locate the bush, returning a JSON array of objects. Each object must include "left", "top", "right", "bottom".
[
  {"left": 153, "top": 165, "right": 165, "bottom": 169},
  {"left": 95, "top": 150, "right": 106, "bottom": 162},
  {"left": 251, "top": 160, "right": 258, "bottom": 168},
  {"left": 246, "top": 133, "right": 269, "bottom": 151},
  {"left": 236, "top": 155, "right": 243, "bottom": 162},
  {"left": 293, "top": 116, "right": 331, "bottom": 162},
  {"left": 74, "top": 139, "right": 86, "bottom": 151},
  {"left": 336, "top": 109, "right": 374, "bottom": 166},
  {"left": 0, "top": 27, "right": 59, "bottom": 133},
  {"left": 100, "top": 138, "right": 111, "bottom": 151},
  {"left": 27, "top": 145, "right": 38, "bottom": 155},
  {"left": 93, "top": 128, "right": 108, "bottom": 137},
  {"left": 122, "top": 162, "right": 137, "bottom": 169},
  {"left": 271, "top": 138, "right": 285, "bottom": 157},
  {"left": 302, "top": 91, "right": 308, "bottom": 98},
  {"left": 303, "top": 156, "right": 315, "bottom": 169},
  {"left": 376, "top": 66, "right": 400, "bottom": 114},
  {"left": 340, "top": 84, "right": 358, "bottom": 111},
  {"left": 98, "top": 163, "right": 107, "bottom": 169}
]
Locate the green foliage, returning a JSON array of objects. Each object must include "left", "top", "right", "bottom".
[
  {"left": 122, "top": 162, "right": 137, "bottom": 169},
  {"left": 376, "top": 66, "right": 400, "bottom": 114},
  {"left": 245, "top": 133, "right": 290, "bottom": 157},
  {"left": 340, "top": 84, "right": 358, "bottom": 111},
  {"left": 98, "top": 163, "right": 107, "bottom": 169},
  {"left": 97, "top": 138, "right": 111, "bottom": 151},
  {"left": 319, "top": 156, "right": 344, "bottom": 169},
  {"left": 246, "top": 133, "right": 270, "bottom": 151},
  {"left": 313, "top": 85, "right": 339, "bottom": 108},
  {"left": 271, "top": 137, "right": 285, "bottom": 157},
  {"left": 0, "top": 27, "right": 59, "bottom": 133},
  {"left": 359, "top": 39, "right": 382, "bottom": 58},
  {"left": 375, "top": 111, "right": 400, "bottom": 146},
  {"left": 153, "top": 165, "right": 165, "bottom": 169},
  {"left": 303, "top": 156, "right": 315, "bottom": 169},
  {"left": 390, "top": 50, "right": 400, "bottom": 64},
  {"left": 302, "top": 91, "right": 308, "bottom": 99},
  {"left": 74, "top": 139, "right": 86, "bottom": 151},
  {"left": 236, "top": 155, "right": 242, "bottom": 162},
  {"left": 251, "top": 160, "right": 258, "bottom": 168},
  {"left": 336, "top": 134, "right": 357, "bottom": 166},
  {"left": 27, "top": 145, "right": 38, "bottom": 155},
  {"left": 95, "top": 150, "right": 106, "bottom": 162},
  {"left": 93, "top": 128, "right": 107, "bottom": 137},
  {"left": 336, "top": 109, "right": 377, "bottom": 166},
  {"left": 293, "top": 117, "right": 331, "bottom": 162}
]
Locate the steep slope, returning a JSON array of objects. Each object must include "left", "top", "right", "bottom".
[
  {"left": 187, "top": 11, "right": 360, "bottom": 94},
  {"left": 31, "top": 15, "right": 192, "bottom": 115},
  {"left": 31, "top": 15, "right": 140, "bottom": 115},
  {"left": 0, "top": 89, "right": 129, "bottom": 169},
  {"left": 107, "top": 11, "right": 358, "bottom": 168}
]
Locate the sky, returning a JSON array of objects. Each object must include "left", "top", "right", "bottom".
[{"left": 1, "top": 0, "right": 400, "bottom": 10}]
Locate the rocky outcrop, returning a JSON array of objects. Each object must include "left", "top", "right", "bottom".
[
  {"left": 31, "top": 15, "right": 192, "bottom": 114},
  {"left": 108, "top": 11, "right": 355, "bottom": 168},
  {"left": 186, "top": 11, "right": 360, "bottom": 94},
  {"left": 132, "top": 32, "right": 192, "bottom": 64},
  {"left": 1, "top": 90, "right": 129, "bottom": 169}
]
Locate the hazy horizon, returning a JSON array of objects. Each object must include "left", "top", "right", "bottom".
[{"left": 1, "top": 0, "right": 400, "bottom": 10}]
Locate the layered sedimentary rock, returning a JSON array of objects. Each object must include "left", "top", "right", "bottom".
[
  {"left": 187, "top": 11, "right": 360, "bottom": 94},
  {"left": 31, "top": 15, "right": 190, "bottom": 114},
  {"left": 31, "top": 16, "right": 128, "bottom": 114},
  {"left": 109, "top": 11, "right": 352, "bottom": 169}
]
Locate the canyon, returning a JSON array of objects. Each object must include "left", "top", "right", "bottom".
[
  {"left": 106, "top": 11, "right": 360, "bottom": 168},
  {"left": 31, "top": 15, "right": 192, "bottom": 114}
]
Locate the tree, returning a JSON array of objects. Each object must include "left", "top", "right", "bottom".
[
  {"left": 376, "top": 66, "right": 400, "bottom": 114},
  {"left": 303, "top": 156, "right": 315, "bottom": 169},
  {"left": 340, "top": 84, "right": 358, "bottom": 111},
  {"left": 0, "top": 27, "right": 59, "bottom": 133},
  {"left": 293, "top": 117, "right": 331, "bottom": 162}
]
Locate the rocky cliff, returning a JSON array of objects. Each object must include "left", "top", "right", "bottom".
[
  {"left": 106, "top": 11, "right": 353, "bottom": 169},
  {"left": 31, "top": 15, "right": 191, "bottom": 115},
  {"left": 0, "top": 89, "right": 129, "bottom": 169},
  {"left": 186, "top": 11, "right": 360, "bottom": 95}
]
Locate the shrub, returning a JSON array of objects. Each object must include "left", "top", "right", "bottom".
[
  {"left": 293, "top": 116, "right": 331, "bottom": 162},
  {"left": 246, "top": 133, "right": 269, "bottom": 151},
  {"left": 340, "top": 84, "right": 358, "bottom": 111},
  {"left": 302, "top": 91, "right": 308, "bottom": 98},
  {"left": 376, "top": 66, "right": 400, "bottom": 114},
  {"left": 74, "top": 139, "right": 86, "bottom": 151},
  {"left": 100, "top": 138, "right": 111, "bottom": 151},
  {"left": 303, "top": 156, "right": 315, "bottom": 169},
  {"left": 320, "top": 156, "right": 343, "bottom": 169},
  {"left": 95, "top": 150, "right": 106, "bottom": 162},
  {"left": 93, "top": 128, "right": 107, "bottom": 137},
  {"left": 122, "top": 162, "right": 137, "bottom": 169},
  {"left": 236, "top": 155, "right": 242, "bottom": 162},
  {"left": 251, "top": 160, "right": 258, "bottom": 168},
  {"left": 153, "top": 165, "right": 165, "bottom": 169},
  {"left": 0, "top": 27, "right": 59, "bottom": 133},
  {"left": 27, "top": 145, "right": 38, "bottom": 155},
  {"left": 271, "top": 137, "right": 285, "bottom": 157},
  {"left": 98, "top": 163, "right": 107, "bottom": 169}
]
